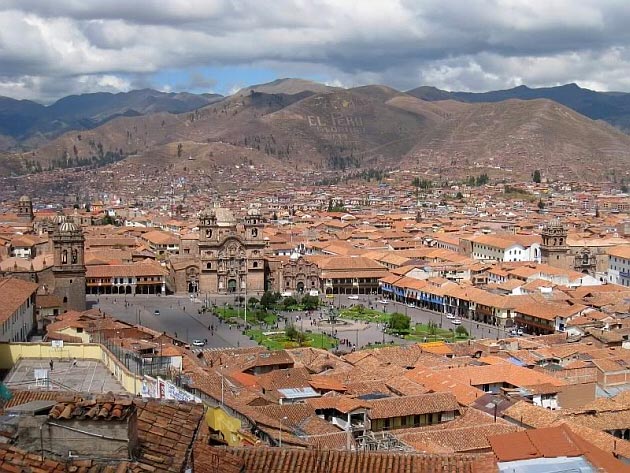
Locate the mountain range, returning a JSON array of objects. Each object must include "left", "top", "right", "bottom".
[
  {"left": 1, "top": 79, "right": 629, "bottom": 181},
  {"left": 0, "top": 89, "right": 223, "bottom": 148},
  {"left": 407, "top": 83, "right": 630, "bottom": 132}
]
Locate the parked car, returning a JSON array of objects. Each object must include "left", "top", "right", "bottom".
[
  {"left": 446, "top": 314, "right": 456, "bottom": 319},
  {"left": 348, "top": 295, "right": 359, "bottom": 300},
  {"left": 153, "top": 309, "right": 160, "bottom": 316},
  {"left": 378, "top": 300, "right": 389, "bottom": 304},
  {"left": 192, "top": 339, "right": 207, "bottom": 347},
  {"left": 451, "top": 319, "right": 462, "bottom": 325}
]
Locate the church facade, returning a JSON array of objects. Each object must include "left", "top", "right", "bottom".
[
  {"left": 171, "top": 207, "right": 266, "bottom": 295},
  {"left": 540, "top": 219, "right": 611, "bottom": 278}
]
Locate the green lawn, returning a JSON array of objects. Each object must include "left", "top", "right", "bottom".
[
  {"left": 403, "top": 323, "right": 470, "bottom": 342},
  {"left": 214, "top": 306, "right": 277, "bottom": 325},
  {"left": 245, "top": 329, "right": 337, "bottom": 351},
  {"left": 339, "top": 305, "right": 389, "bottom": 323}
]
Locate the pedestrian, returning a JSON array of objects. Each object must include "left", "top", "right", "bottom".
[
  {"left": 72, "top": 358, "right": 77, "bottom": 368},
  {"left": 49, "top": 359, "right": 54, "bottom": 371}
]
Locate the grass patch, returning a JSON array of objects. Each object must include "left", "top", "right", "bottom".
[
  {"left": 339, "top": 305, "right": 389, "bottom": 323},
  {"left": 402, "top": 323, "right": 471, "bottom": 342},
  {"left": 214, "top": 306, "right": 277, "bottom": 325},
  {"left": 246, "top": 329, "right": 337, "bottom": 351}
]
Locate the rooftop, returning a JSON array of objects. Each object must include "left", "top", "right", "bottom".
[{"left": 3, "top": 358, "right": 127, "bottom": 394}]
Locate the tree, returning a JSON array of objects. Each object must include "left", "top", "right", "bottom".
[
  {"left": 389, "top": 312, "right": 411, "bottom": 333},
  {"left": 301, "top": 294, "right": 319, "bottom": 310},
  {"left": 248, "top": 297, "right": 259, "bottom": 307},
  {"left": 260, "top": 291, "right": 275, "bottom": 310},
  {"left": 177, "top": 143, "right": 183, "bottom": 158},
  {"left": 427, "top": 321, "right": 438, "bottom": 340},
  {"left": 455, "top": 325, "right": 468, "bottom": 337},
  {"left": 537, "top": 199, "right": 545, "bottom": 210},
  {"left": 285, "top": 324, "right": 299, "bottom": 341},
  {"left": 456, "top": 191, "right": 464, "bottom": 200},
  {"left": 533, "top": 169, "right": 541, "bottom": 183},
  {"left": 282, "top": 296, "right": 298, "bottom": 310}
]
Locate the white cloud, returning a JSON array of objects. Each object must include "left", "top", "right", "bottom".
[{"left": 2, "top": 1, "right": 630, "bottom": 100}]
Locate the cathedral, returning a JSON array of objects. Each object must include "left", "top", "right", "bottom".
[
  {"left": 171, "top": 207, "right": 266, "bottom": 295},
  {"left": 540, "top": 219, "right": 613, "bottom": 277},
  {"left": 0, "top": 196, "right": 86, "bottom": 313}
]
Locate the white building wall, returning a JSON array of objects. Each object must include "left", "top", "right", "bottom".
[
  {"left": 0, "top": 295, "right": 35, "bottom": 342},
  {"left": 608, "top": 255, "right": 630, "bottom": 287}
]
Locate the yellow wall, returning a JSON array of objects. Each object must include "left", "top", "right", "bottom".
[
  {"left": 0, "top": 342, "right": 143, "bottom": 395},
  {"left": 58, "top": 327, "right": 91, "bottom": 343},
  {"left": 205, "top": 406, "right": 243, "bottom": 446},
  {"left": 0, "top": 342, "right": 249, "bottom": 445}
]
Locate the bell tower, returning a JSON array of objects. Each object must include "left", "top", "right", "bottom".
[
  {"left": 17, "top": 195, "right": 34, "bottom": 223},
  {"left": 540, "top": 219, "right": 570, "bottom": 269},
  {"left": 52, "top": 221, "right": 86, "bottom": 311}
]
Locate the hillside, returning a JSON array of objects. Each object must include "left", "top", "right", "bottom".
[
  {"left": 2, "top": 79, "right": 630, "bottom": 181},
  {"left": 402, "top": 98, "right": 630, "bottom": 180},
  {"left": 236, "top": 78, "right": 338, "bottom": 96},
  {"left": 0, "top": 89, "right": 223, "bottom": 149},
  {"left": 407, "top": 83, "right": 630, "bottom": 132}
]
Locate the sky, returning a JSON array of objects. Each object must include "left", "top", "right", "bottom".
[{"left": 2, "top": 0, "right": 630, "bottom": 102}]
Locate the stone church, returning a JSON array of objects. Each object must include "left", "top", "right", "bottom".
[
  {"left": 171, "top": 207, "right": 266, "bottom": 295},
  {"left": 1, "top": 196, "right": 86, "bottom": 313},
  {"left": 540, "top": 219, "right": 614, "bottom": 277}
]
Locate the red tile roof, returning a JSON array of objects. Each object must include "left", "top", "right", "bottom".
[
  {"left": 208, "top": 447, "right": 499, "bottom": 473},
  {"left": 489, "top": 424, "right": 630, "bottom": 472}
]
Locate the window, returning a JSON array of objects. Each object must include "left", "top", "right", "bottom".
[
  {"left": 253, "top": 261, "right": 258, "bottom": 268},
  {"left": 206, "top": 262, "right": 212, "bottom": 270},
  {"left": 76, "top": 328, "right": 83, "bottom": 333}
]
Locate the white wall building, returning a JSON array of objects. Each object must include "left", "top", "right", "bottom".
[
  {"left": 470, "top": 234, "right": 541, "bottom": 263},
  {"left": 607, "top": 246, "right": 630, "bottom": 287},
  {"left": 0, "top": 278, "right": 38, "bottom": 342}
]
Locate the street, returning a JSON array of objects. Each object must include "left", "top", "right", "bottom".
[{"left": 87, "top": 294, "right": 257, "bottom": 349}]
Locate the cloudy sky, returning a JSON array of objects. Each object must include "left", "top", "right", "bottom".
[{"left": 2, "top": 0, "right": 630, "bottom": 102}]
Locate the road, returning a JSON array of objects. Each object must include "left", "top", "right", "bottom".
[{"left": 87, "top": 294, "right": 257, "bottom": 349}]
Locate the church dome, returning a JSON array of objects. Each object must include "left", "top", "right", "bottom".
[
  {"left": 58, "top": 221, "right": 79, "bottom": 233},
  {"left": 247, "top": 207, "right": 261, "bottom": 217},
  {"left": 19, "top": 195, "right": 31, "bottom": 203}
]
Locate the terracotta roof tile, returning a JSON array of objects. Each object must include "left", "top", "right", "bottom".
[{"left": 206, "top": 447, "right": 499, "bottom": 473}]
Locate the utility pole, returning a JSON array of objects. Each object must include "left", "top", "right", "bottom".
[{"left": 220, "top": 367, "right": 224, "bottom": 407}]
